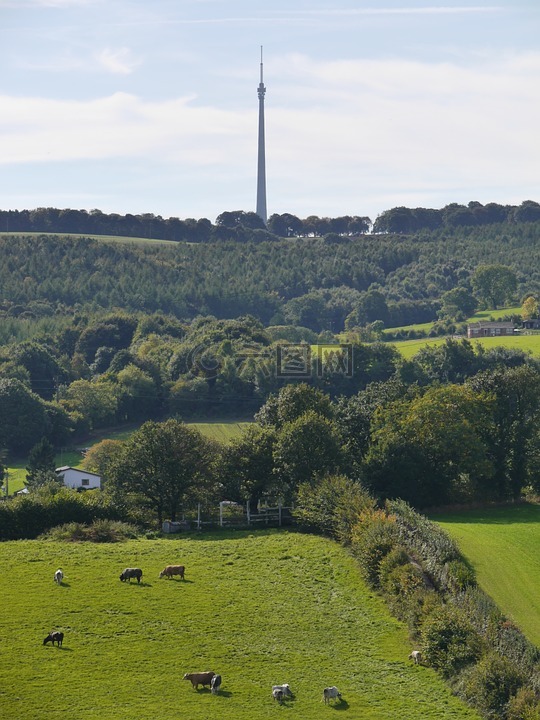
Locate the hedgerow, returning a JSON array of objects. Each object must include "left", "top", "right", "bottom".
[{"left": 293, "top": 478, "right": 540, "bottom": 719}]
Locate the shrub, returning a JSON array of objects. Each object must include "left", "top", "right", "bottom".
[
  {"left": 387, "top": 499, "right": 473, "bottom": 590},
  {"left": 39, "top": 519, "right": 140, "bottom": 542},
  {"left": 444, "top": 559, "right": 477, "bottom": 592},
  {"left": 421, "top": 605, "right": 483, "bottom": 677},
  {"left": 293, "top": 474, "right": 374, "bottom": 542},
  {"left": 397, "top": 588, "right": 443, "bottom": 637},
  {"left": 350, "top": 509, "right": 399, "bottom": 587},
  {"left": 507, "top": 687, "right": 540, "bottom": 720},
  {"left": 378, "top": 546, "right": 410, "bottom": 588},
  {"left": 459, "top": 653, "right": 524, "bottom": 719},
  {"left": 382, "top": 561, "right": 426, "bottom": 599}
]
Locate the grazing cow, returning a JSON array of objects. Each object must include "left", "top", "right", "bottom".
[
  {"left": 43, "top": 631, "right": 64, "bottom": 647},
  {"left": 272, "top": 688, "right": 284, "bottom": 704},
  {"left": 119, "top": 568, "right": 143, "bottom": 583},
  {"left": 159, "top": 565, "right": 185, "bottom": 580},
  {"left": 183, "top": 671, "right": 215, "bottom": 690},
  {"left": 54, "top": 569, "right": 63, "bottom": 584},
  {"left": 323, "top": 686, "right": 342, "bottom": 704},
  {"left": 409, "top": 650, "right": 422, "bottom": 665},
  {"left": 211, "top": 674, "right": 221, "bottom": 694},
  {"left": 272, "top": 684, "right": 292, "bottom": 698}
]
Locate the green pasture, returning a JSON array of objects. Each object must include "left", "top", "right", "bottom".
[
  {"left": 3, "top": 421, "right": 250, "bottom": 496},
  {"left": 391, "top": 332, "right": 540, "bottom": 360},
  {"left": 0, "top": 531, "right": 479, "bottom": 720},
  {"left": 468, "top": 306, "right": 521, "bottom": 321},
  {"left": 434, "top": 504, "right": 540, "bottom": 647},
  {"left": 1, "top": 231, "right": 177, "bottom": 246}
]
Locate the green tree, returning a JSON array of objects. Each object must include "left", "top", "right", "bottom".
[
  {"left": 60, "top": 379, "right": 118, "bottom": 430},
  {"left": 472, "top": 264, "right": 517, "bottom": 309},
  {"left": 108, "top": 419, "right": 216, "bottom": 525},
  {"left": 440, "top": 287, "right": 477, "bottom": 319},
  {"left": 273, "top": 411, "right": 343, "bottom": 497},
  {"left": 364, "top": 384, "right": 494, "bottom": 506},
  {"left": 468, "top": 365, "right": 540, "bottom": 499},
  {"left": 12, "top": 341, "right": 65, "bottom": 400},
  {"left": 83, "top": 439, "right": 125, "bottom": 482},
  {"left": 255, "top": 383, "right": 334, "bottom": 430},
  {"left": 0, "top": 379, "right": 50, "bottom": 453},
  {"left": 26, "top": 436, "right": 59, "bottom": 490},
  {"left": 220, "top": 425, "right": 277, "bottom": 514}
]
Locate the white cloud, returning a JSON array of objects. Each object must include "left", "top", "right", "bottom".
[
  {"left": 0, "top": 0, "right": 100, "bottom": 6},
  {"left": 0, "top": 50, "right": 538, "bottom": 217},
  {"left": 281, "top": 6, "right": 502, "bottom": 16},
  {"left": 96, "top": 48, "right": 141, "bottom": 75}
]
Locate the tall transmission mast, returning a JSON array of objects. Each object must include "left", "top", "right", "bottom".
[{"left": 256, "top": 46, "right": 267, "bottom": 224}]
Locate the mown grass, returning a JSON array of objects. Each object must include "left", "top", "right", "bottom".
[
  {"left": 0, "top": 531, "right": 479, "bottom": 720},
  {"left": 434, "top": 503, "right": 540, "bottom": 646}
]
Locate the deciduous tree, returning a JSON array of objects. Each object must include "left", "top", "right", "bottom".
[{"left": 108, "top": 419, "right": 216, "bottom": 524}]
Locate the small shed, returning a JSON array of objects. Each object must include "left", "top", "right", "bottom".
[
  {"left": 55, "top": 466, "right": 101, "bottom": 490},
  {"left": 467, "top": 321, "right": 515, "bottom": 339}
]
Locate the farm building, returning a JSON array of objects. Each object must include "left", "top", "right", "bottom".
[
  {"left": 467, "top": 321, "right": 515, "bottom": 339},
  {"left": 522, "top": 318, "right": 540, "bottom": 330},
  {"left": 55, "top": 466, "right": 101, "bottom": 490}
]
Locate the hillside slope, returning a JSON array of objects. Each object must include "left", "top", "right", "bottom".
[
  {"left": 0, "top": 531, "right": 479, "bottom": 719},
  {"left": 435, "top": 504, "right": 540, "bottom": 646}
]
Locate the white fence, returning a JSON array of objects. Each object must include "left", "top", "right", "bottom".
[{"left": 162, "top": 501, "right": 294, "bottom": 533}]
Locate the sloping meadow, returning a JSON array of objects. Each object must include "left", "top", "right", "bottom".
[{"left": 0, "top": 530, "right": 479, "bottom": 720}]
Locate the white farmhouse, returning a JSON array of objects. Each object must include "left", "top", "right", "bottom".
[{"left": 55, "top": 466, "right": 101, "bottom": 490}]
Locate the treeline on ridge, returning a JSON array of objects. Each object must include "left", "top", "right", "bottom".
[{"left": 2, "top": 199, "right": 540, "bottom": 241}]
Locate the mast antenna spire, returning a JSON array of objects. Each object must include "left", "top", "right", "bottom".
[{"left": 256, "top": 46, "right": 267, "bottom": 224}]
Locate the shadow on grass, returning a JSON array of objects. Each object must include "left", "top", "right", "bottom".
[
  {"left": 160, "top": 527, "right": 299, "bottom": 542},
  {"left": 58, "top": 581, "right": 71, "bottom": 588},
  {"left": 329, "top": 699, "right": 349, "bottom": 711},
  {"left": 158, "top": 578, "right": 194, "bottom": 584},
  {"left": 430, "top": 502, "right": 540, "bottom": 525}
]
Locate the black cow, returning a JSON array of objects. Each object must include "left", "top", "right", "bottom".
[
  {"left": 43, "top": 631, "right": 64, "bottom": 647},
  {"left": 119, "top": 568, "right": 143, "bottom": 583}
]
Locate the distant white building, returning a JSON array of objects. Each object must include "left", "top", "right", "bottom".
[{"left": 55, "top": 466, "right": 101, "bottom": 490}]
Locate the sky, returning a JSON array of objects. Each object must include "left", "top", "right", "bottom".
[{"left": 0, "top": 0, "right": 539, "bottom": 225}]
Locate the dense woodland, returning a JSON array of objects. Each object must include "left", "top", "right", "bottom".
[{"left": 2, "top": 203, "right": 540, "bottom": 508}]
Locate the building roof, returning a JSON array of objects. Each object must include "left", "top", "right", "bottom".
[
  {"left": 467, "top": 321, "right": 515, "bottom": 329},
  {"left": 55, "top": 466, "right": 101, "bottom": 478}
]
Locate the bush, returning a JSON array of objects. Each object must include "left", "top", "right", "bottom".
[
  {"left": 444, "top": 559, "right": 477, "bottom": 592},
  {"left": 459, "top": 653, "right": 523, "bottom": 719},
  {"left": 40, "top": 519, "right": 140, "bottom": 542},
  {"left": 293, "top": 474, "right": 374, "bottom": 542},
  {"left": 421, "top": 605, "right": 483, "bottom": 677},
  {"left": 396, "top": 588, "right": 443, "bottom": 637},
  {"left": 350, "top": 509, "right": 399, "bottom": 587},
  {"left": 507, "top": 687, "right": 540, "bottom": 720}
]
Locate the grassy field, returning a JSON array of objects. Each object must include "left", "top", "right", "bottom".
[
  {"left": 1, "top": 231, "right": 178, "bottom": 246},
  {"left": 434, "top": 504, "right": 540, "bottom": 646},
  {"left": 391, "top": 333, "right": 540, "bottom": 360},
  {"left": 3, "top": 421, "right": 250, "bottom": 496},
  {"left": 0, "top": 530, "right": 479, "bottom": 720}
]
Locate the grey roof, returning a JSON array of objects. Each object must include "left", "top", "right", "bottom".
[{"left": 55, "top": 466, "right": 101, "bottom": 478}]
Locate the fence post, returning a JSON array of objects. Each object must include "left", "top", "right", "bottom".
[
  {"left": 197, "top": 503, "right": 201, "bottom": 530},
  {"left": 246, "top": 502, "right": 251, "bottom": 526},
  {"left": 220, "top": 502, "right": 223, "bottom": 527},
  {"left": 278, "top": 500, "right": 282, "bottom": 526}
]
